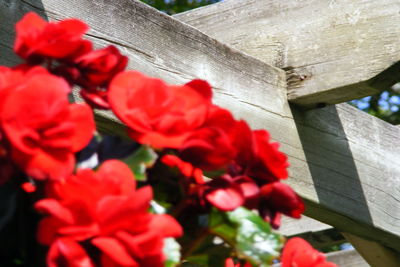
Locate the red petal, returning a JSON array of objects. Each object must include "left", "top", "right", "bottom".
[
  {"left": 35, "top": 199, "right": 74, "bottom": 223},
  {"left": 92, "top": 237, "right": 135, "bottom": 266},
  {"left": 149, "top": 214, "right": 183, "bottom": 238},
  {"left": 37, "top": 217, "right": 64, "bottom": 245},
  {"left": 68, "top": 103, "right": 95, "bottom": 152},
  {"left": 47, "top": 238, "right": 94, "bottom": 267},
  {"left": 206, "top": 182, "right": 244, "bottom": 211},
  {"left": 260, "top": 182, "right": 305, "bottom": 218},
  {"left": 128, "top": 129, "right": 190, "bottom": 149},
  {"left": 97, "top": 160, "right": 136, "bottom": 193},
  {"left": 185, "top": 79, "right": 213, "bottom": 101},
  {"left": 15, "top": 148, "right": 75, "bottom": 180},
  {"left": 281, "top": 238, "right": 337, "bottom": 267}
]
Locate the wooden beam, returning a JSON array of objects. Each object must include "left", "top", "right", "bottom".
[
  {"left": 3, "top": 0, "right": 400, "bottom": 252},
  {"left": 342, "top": 232, "right": 400, "bottom": 267},
  {"left": 278, "top": 216, "right": 331, "bottom": 237},
  {"left": 174, "top": 0, "right": 400, "bottom": 108},
  {"left": 326, "top": 250, "right": 369, "bottom": 267}
]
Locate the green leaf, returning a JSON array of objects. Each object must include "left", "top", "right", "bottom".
[
  {"left": 210, "top": 207, "right": 284, "bottom": 266},
  {"left": 123, "top": 145, "right": 158, "bottom": 181},
  {"left": 164, "top": 238, "right": 181, "bottom": 267}
]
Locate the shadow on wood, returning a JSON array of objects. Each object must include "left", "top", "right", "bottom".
[
  {"left": 291, "top": 104, "right": 400, "bottom": 252},
  {"left": 0, "top": 0, "right": 48, "bottom": 66}
]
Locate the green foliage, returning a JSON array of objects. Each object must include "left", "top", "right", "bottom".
[
  {"left": 351, "top": 88, "right": 400, "bottom": 125},
  {"left": 123, "top": 145, "right": 158, "bottom": 181},
  {"left": 209, "top": 208, "right": 284, "bottom": 266},
  {"left": 140, "top": 0, "right": 221, "bottom": 15}
]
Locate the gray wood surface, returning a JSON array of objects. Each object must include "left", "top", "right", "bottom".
[
  {"left": 174, "top": 0, "right": 400, "bottom": 108},
  {"left": 278, "top": 216, "right": 331, "bottom": 237},
  {"left": 3, "top": 0, "right": 400, "bottom": 252},
  {"left": 326, "top": 250, "right": 369, "bottom": 267},
  {"left": 343, "top": 232, "right": 400, "bottom": 267}
]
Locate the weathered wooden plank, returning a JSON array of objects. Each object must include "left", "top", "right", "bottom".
[
  {"left": 3, "top": 0, "right": 400, "bottom": 252},
  {"left": 326, "top": 250, "right": 369, "bottom": 267},
  {"left": 278, "top": 216, "right": 331, "bottom": 237},
  {"left": 278, "top": 216, "right": 345, "bottom": 250},
  {"left": 343, "top": 232, "right": 400, "bottom": 267},
  {"left": 174, "top": 0, "right": 400, "bottom": 108}
]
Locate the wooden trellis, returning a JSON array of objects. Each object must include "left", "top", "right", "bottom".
[{"left": 1, "top": 0, "right": 400, "bottom": 266}]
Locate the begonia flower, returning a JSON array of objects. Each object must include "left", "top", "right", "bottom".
[
  {"left": 229, "top": 121, "right": 289, "bottom": 183},
  {"left": 205, "top": 175, "right": 245, "bottom": 211},
  {"left": 14, "top": 12, "right": 90, "bottom": 63},
  {"left": 248, "top": 130, "right": 289, "bottom": 182},
  {"left": 108, "top": 71, "right": 213, "bottom": 148},
  {"left": 281, "top": 238, "right": 338, "bottom": 267},
  {"left": 75, "top": 45, "right": 128, "bottom": 89},
  {"left": 35, "top": 160, "right": 182, "bottom": 267},
  {"left": 0, "top": 67, "right": 94, "bottom": 180},
  {"left": 179, "top": 106, "right": 237, "bottom": 171},
  {"left": 73, "top": 45, "right": 128, "bottom": 109},
  {"left": 259, "top": 182, "right": 305, "bottom": 229}
]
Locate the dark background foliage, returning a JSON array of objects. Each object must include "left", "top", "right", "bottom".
[{"left": 140, "top": 0, "right": 220, "bottom": 15}]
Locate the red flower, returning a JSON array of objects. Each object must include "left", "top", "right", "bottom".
[
  {"left": 179, "top": 106, "right": 237, "bottom": 171},
  {"left": 161, "top": 154, "right": 204, "bottom": 184},
  {"left": 0, "top": 66, "right": 94, "bottom": 180},
  {"left": 14, "top": 12, "right": 90, "bottom": 63},
  {"left": 75, "top": 46, "right": 128, "bottom": 89},
  {"left": 259, "top": 182, "right": 304, "bottom": 229},
  {"left": 249, "top": 130, "right": 289, "bottom": 181},
  {"left": 281, "top": 238, "right": 338, "bottom": 267},
  {"left": 35, "top": 160, "right": 182, "bottom": 267},
  {"left": 225, "top": 258, "right": 252, "bottom": 267},
  {"left": 73, "top": 45, "right": 128, "bottom": 109},
  {"left": 108, "top": 71, "right": 213, "bottom": 148},
  {"left": 230, "top": 122, "right": 289, "bottom": 183},
  {"left": 205, "top": 175, "right": 245, "bottom": 211}
]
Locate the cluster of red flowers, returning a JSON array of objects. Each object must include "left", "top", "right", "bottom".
[
  {"left": 109, "top": 71, "right": 304, "bottom": 228},
  {"left": 0, "top": 12, "right": 338, "bottom": 267},
  {"left": 0, "top": 13, "right": 180, "bottom": 266}
]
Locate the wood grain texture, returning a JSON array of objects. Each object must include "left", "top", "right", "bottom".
[
  {"left": 3, "top": 0, "right": 400, "bottom": 251},
  {"left": 343, "top": 232, "right": 400, "bottom": 267},
  {"left": 326, "top": 250, "right": 369, "bottom": 267},
  {"left": 174, "top": 0, "right": 400, "bottom": 108},
  {"left": 278, "top": 216, "right": 331, "bottom": 237}
]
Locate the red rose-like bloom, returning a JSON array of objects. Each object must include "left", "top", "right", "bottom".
[
  {"left": 231, "top": 122, "right": 289, "bottom": 183},
  {"left": 249, "top": 130, "right": 289, "bottom": 181},
  {"left": 205, "top": 175, "right": 245, "bottom": 211},
  {"left": 75, "top": 45, "right": 128, "bottom": 89},
  {"left": 75, "top": 45, "right": 128, "bottom": 109},
  {"left": 109, "top": 71, "right": 213, "bottom": 148},
  {"left": 281, "top": 238, "right": 338, "bottom": 267},
  {"left": 259, "top": 182, "right": 305, "bottom": 229},
  {"left": 0, "top": 67, "right": 94, "bottom": 180},
  {"left": 14, "top": 12, "right": 90, "bottom": 62},
  {"left": 179, "top": 106, "right": 237, "bottom": 171},
  {"left": 35, "top": 160, "right": 183, "bottom": 267}
]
